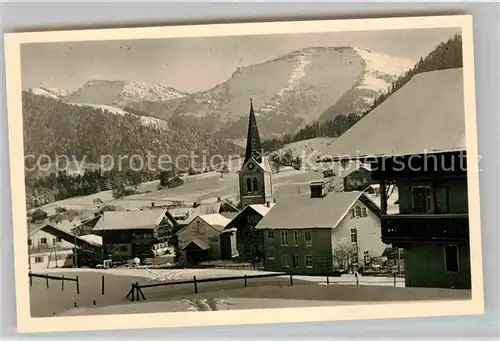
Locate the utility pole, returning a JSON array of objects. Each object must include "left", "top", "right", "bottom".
[
  {"left": 74, "top": 233, "right": 78, "bottom": 268},
  {"left": 27, "top": 219, "right": 32, "bottom": 271},
  {"left": 397, "top": 248, "right": 402, "bottom": 275}
]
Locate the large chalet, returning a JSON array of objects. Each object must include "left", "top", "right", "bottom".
[{"left": 318, "top": 68, "right": 472, "bottom": 289}]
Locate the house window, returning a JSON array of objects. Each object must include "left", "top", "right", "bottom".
[
  {"left": 412, "top": 186, "right": 433, "bottom": 213},
  {"left": 253, "top": 177, "right": 258, "bottom": 193},
  {"left": 281, "top": 254, "right": 290, "bottom": 268},
  {"left": 253, "top": 231, "right": 260, "bottom": 237},
  {"left": 350, "top": 228, "right": 358, "bottom": 244},
  {"left": 350, "top": 209, "right": 355, "bottom": 218},
  {"left": 267, "top": 230, "right": 275, "bottom": 239},
  {"left": 34, "top": 256, "right": 44, "bottom": 263},
  {"left": 436, "top": 186, "right": 450, "bottom": 214},
  {"left": 304, "top": 230, "right": 312, "bottom": 247},
  {"left": 40, "top": 238, "right": 47, "bottom": 244},
  {"left": 444, "top": 245, "right": 459, "bottom": 272},
  {"left": 246, "top": 178, "right": 252, "bottom": 193},
  {"left": 361, "top": 208, "right": 367, "bottom": 217},
  {"left": 280, "top": 231, "right": 289, "bottom": 246},
  {"left": 293, "top": 254, "right": 299, "bottom": 268},
  {"left": 28, "top": 239, "right": 32, "bottom": 246},
  {"left": 243, "top": 230, "right": 250, "bottom": 237},
  {"left": 355, "top": 206, "right": 361, "bottom": 217},
  {"left": 293, "top": 230, "right": 299, "bottom": 246},
  {"left": 119, "top": 246, "right": 128, "bottom": 252},
  {"left": 267, "top": 246, "right": 275, "bottom": 259},
  {"left": 305, "top": 255, "right": 313, "bottom": 268}
]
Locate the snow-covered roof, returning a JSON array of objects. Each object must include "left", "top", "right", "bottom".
[
  {"left": 79, "top": 234, "right": 103, "bottom": 247},
  {"left": 255, "top": 191, "right": 375, "bottom": 230},
  {"left": 198, "top": 213, "right": 232, "bottom": 230},
  {"left": 249, "top": 203, "right": 275, "bottom": 216},
  {"left": 93, "top": 209, "right": 168, "bottom": 231},
  {"left": 318, "top": 68, "right": 466, "bottom": 160}
]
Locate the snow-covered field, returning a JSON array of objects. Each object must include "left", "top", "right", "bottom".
[{"left": 37, "top": 167, "right": 323, "bottom": 217}]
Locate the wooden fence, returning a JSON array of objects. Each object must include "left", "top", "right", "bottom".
[
  {"left": 126, "top": 272, "right": 404, "bottom": 302},
  {"left": 126, "top": 272, "right": 289, "bottom": 302},
  {"left": 29, "top": 272, "right": 108, "bottom": 295},
  {"left": 29, "top": 272, "right": 80, "bottom": 293}
]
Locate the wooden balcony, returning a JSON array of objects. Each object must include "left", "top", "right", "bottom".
[{"left": 381, "top": 214, "right": 469, "bottom": 246}]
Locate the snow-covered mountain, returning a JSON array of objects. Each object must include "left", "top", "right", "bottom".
[
  {"left": 31, "top": 87, "right": 69, "bottom": 99},
  {"left": 170, "top": 46, "right": 413, "bottom": 139},
  {"left": 63, "top": 80, "right": 189, "bottom": 107},
  {"left": 29, "top": 46, "right": 413, "bottom": 140}
]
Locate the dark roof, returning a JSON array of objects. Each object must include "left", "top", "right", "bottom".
[
  {"left": 220, "top": 212, "right": 239, "bottom": 220},
  {"left": 317, "top": 69, "right": 466, "bottom": 160},
  {"left": 256, "top": 191, "right": 376, "bottom": 230},
  {"left": 244, "top": 99, "right": 263, "bottom": 163}
]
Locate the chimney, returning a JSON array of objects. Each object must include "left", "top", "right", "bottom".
[
  {"left": 151, "top": 202, "right": 155, "bottom": 207},
  {"left": 266, "top": 201, "right": 271, "bottom": 208},
  {"left": 310, "top": 180, "right": 327, "bottom": 198},
  {"left": 193, "top": 201, "right": 199, "bottom": 208},
  {"left": 217, "top": 197, "right": 222, "bottom": 202}
]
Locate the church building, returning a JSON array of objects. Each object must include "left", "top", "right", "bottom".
[{"left": 238, "top": 99, "right": 274, "bottom": 208}]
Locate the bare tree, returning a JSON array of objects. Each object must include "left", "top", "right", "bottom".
[
  {"left": 269, "top": 149, "right": 302, "bottom": 171},
  {"left": 332, "top": 241, "right": 357, "bottom": 272}
]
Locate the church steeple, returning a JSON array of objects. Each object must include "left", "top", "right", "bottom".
[{"left": 244, "top": 99, "right": 263, "bottom": 163}]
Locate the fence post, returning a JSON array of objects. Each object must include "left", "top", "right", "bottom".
[
  {"left": 289, "top": 272, "right": 293, "bottom": 286},
  {"left": 355, "top": 273, "right": 359, "bottom": 285},
  {"left": 393, "top": 272, "right": 396, "bottom": 287},
  {"left": 244, "top": 275, "right": 247, "bottom": 288},
  {"left": 135, "top": 282, "right": 140, "bottom": 301},
  {"left": 101, "top": 275, "right": 105, "bottom": 295},
  {"left": 193, "top": 275, "right": 198, "bottom": 294},
  {"left": 326, "top": 276, "right": 329, "bottom": 285},
  {"left": 45, "top": 274, "right": 49, "bottom": 289},
  {"left": 131, "top": 283, "right": 136, "bottom": 302},
  {"left": 29, "top": 273, "right": 32, "bottom": 287},
  {"left": 76, "top": 276, "right": 80, "bottom": 294},
  {"left": 61, "top": 275, "right": 65, "bottom": 291}
]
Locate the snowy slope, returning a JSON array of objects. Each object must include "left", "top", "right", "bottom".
[
  {"left": 64, "top": 80, "right": 189, "bottom": 107},
  {"left": 353, "top": 47, "right": 413, "bottom": 94},
  {"left": 317, "top": 48, "right": 413, "bottom": 123},
  {"left": 31, "top": 87, "right": 70, "bottom": 99},
  {"left": 68, "top": 102, "right": 170, "bottom": 130}
]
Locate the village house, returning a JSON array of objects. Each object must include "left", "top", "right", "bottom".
[
  {"left": 28, "top": 219, "right": 103, "bottom": 271},
  {"left": 255, "top": 179, "right": 383, "bottom": 275},
  {"left": 317, "top": 68, "right": 470, "bottom": 289},
  {"left": 222, "top": 202, "right": 275, "bottom": 263},
  {"left": 343, "top": 165, "right": 373, "bottom": 192},
  {"left": 92, "top": 209, "right": 174, "bottom": 262},
  {"left": 175, "top": 213, "right": 232, "bottom": 264},
  {"left": 165, "top": 200, "right": 240, "bottom": 233}
]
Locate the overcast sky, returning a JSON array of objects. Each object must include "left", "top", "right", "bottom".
[{"left": 21, "top": 27, "right": 460, "bottom": 93}]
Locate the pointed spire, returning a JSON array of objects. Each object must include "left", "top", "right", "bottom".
[{"left": 244, "top": 98, "right": 262, "bottom": 163}]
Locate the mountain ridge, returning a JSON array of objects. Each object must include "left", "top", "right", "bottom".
[{"left": 29, "top": 45, "right": 414, "bottom": 140}]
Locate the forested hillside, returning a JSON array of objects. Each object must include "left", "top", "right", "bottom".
[
  {"left": 23, "top": 92, "right": 242, "bottom": 207},
  {"left": 262, "top": 34, "right": 463, "bottom": 151}
]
